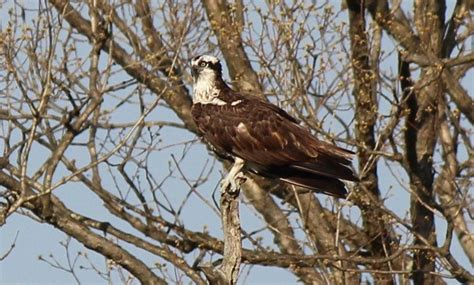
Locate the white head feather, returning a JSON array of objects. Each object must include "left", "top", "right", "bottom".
[{"left": 191, "top": 55, "right": 226, "bottom": 105}]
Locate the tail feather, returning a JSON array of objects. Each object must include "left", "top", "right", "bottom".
[
  {"left": 291, "top": 159, "right": 358, "bottom": 182},
  {"left": 280, "top": 175, "right": 347, "bottom": 198},
  {"left": 253, "top": 164, "right": 352, "bottom": 198}
]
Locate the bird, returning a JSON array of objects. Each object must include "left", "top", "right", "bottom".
[{"left": 190, "top": 55, "right": 358, "bottom": 198}]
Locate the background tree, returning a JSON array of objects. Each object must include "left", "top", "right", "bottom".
[{"left": 0, "top": 0, "right": 472, "bottom": 284}]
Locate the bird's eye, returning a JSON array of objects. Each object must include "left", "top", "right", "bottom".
[{"left": 199, "top": 62, "right": 207, "bottom": 67}]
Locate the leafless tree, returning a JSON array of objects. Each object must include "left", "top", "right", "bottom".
[{"left": 0, "top": 0, "right": 472, "bottom": 284}]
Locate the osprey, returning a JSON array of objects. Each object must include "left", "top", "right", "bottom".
[{"left": 190, "top": 55, "right": 357, "bottom": 198}]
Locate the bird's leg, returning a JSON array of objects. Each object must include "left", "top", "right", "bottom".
[{"left": 220, "top": 158, "right": 246, "bottom": 194}]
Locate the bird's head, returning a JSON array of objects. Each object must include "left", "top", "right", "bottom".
[{"left": 191, "top": 55, "right": 222, "bottom": 82}]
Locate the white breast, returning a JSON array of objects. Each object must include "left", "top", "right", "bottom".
[{"left": 193, "top": 71, "right": 226, "bottom": 105}]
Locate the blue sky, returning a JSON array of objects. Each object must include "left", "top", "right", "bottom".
[{"left": 0, "top": 1, "right": 472, "bottom": 284}]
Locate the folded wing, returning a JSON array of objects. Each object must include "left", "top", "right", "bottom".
[{"left": 192, "top": 98, "right": 358, "bottom": 198}]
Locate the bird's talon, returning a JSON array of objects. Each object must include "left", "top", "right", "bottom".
[
  {"left": 219, "top": 179, "right": 230, "bottom": 193},
  {"left": 219, "top": 172, "right": 245, "bottom": 194},
  {"left": 235, "top": 175, "right": 247, "bottom": 185}
]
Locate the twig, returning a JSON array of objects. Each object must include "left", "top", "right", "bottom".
[{"left": 0, "top": 231, "right": 19, "bottom": 261}]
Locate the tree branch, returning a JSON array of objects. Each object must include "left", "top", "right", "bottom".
[{"left": 218, "top": 188, "right": 241, "bottom": 284}]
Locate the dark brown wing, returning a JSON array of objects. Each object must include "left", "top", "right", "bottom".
[{"left": 192, "top": 98, "right": 357, "bottom": 197}]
